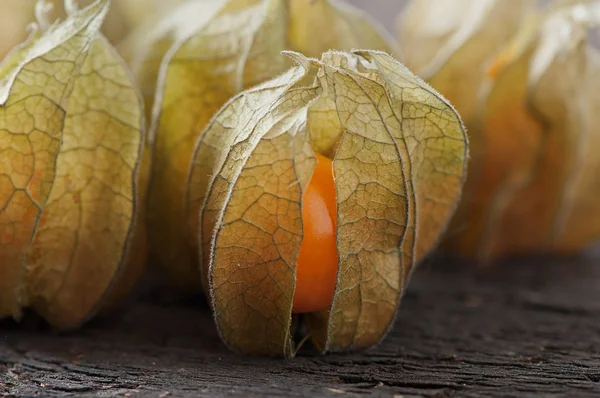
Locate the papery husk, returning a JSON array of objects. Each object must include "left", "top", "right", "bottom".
[
  {"left": 187, "top": 50, "right": 468, "bottom": 357},
  {"left": 0, "top": 0, "right": 148, "bottom": 328}
]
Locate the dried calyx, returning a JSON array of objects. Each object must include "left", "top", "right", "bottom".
[
  {"left": 0, "top": 0, "right": 148, "bottom": 328},
  {"left": 189, "top": 50, "right": 468, "bottom": 357}
]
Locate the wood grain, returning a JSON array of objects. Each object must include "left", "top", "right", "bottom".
[{"left": 2, "top": 250, "right": 600, "bottom": 397}]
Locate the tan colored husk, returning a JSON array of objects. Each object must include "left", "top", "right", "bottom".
[
  {"left": 0, "top": 0, "right": 148, "bottom": 328},
  {"left": 188, "top": 50, "right": 468, "bottom": 357}
]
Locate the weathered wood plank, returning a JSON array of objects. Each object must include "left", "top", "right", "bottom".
[{"left": 2, "top": 252, "right": 600, "bottom": 397}]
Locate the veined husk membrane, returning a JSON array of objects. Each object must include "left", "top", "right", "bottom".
[
  {"left": 0, "top": 0, "right": 148, "bottom": 328},
  {"left": 188, "top": 50, "right": 468, "bottom": 357}
]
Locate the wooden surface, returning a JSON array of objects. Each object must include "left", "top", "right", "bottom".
[{"left": 2, "top": 253, "right": 600, "bottom": 397}]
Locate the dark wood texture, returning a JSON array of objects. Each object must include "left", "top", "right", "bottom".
[{"left": 2, "top": 253, "right": 600, "bottom": 397}]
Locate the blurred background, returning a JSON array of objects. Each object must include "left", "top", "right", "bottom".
[
  {"left": 347, "top": 0, "right": 406, "bottom": 32},
  {"left": 0, "top": 0, "right": 406, "bottom": 60}
]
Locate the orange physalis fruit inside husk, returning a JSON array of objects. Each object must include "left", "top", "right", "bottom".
[
  {"left": 399, "top": 0, "right": 600, "bottom": 262},
  {"left": 293, "top": 153, "right": 338, "bottom": 314},
  {"left": 185, "top": 50, "right": 468, "bottom": 357}
]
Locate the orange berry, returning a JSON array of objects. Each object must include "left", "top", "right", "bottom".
[{"left": 292, "top": 153, "right": 338, "bottom": 314}]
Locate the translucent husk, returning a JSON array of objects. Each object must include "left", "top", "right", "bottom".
[
  {"left": 188, "top": 50, "right": 468, "bottom": 357},
  {"left": 0, "top": 0, "right": 148, "bottom": 328},
  {"left": 399, "top": 0, "right": 600, "bottom": 261}
]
